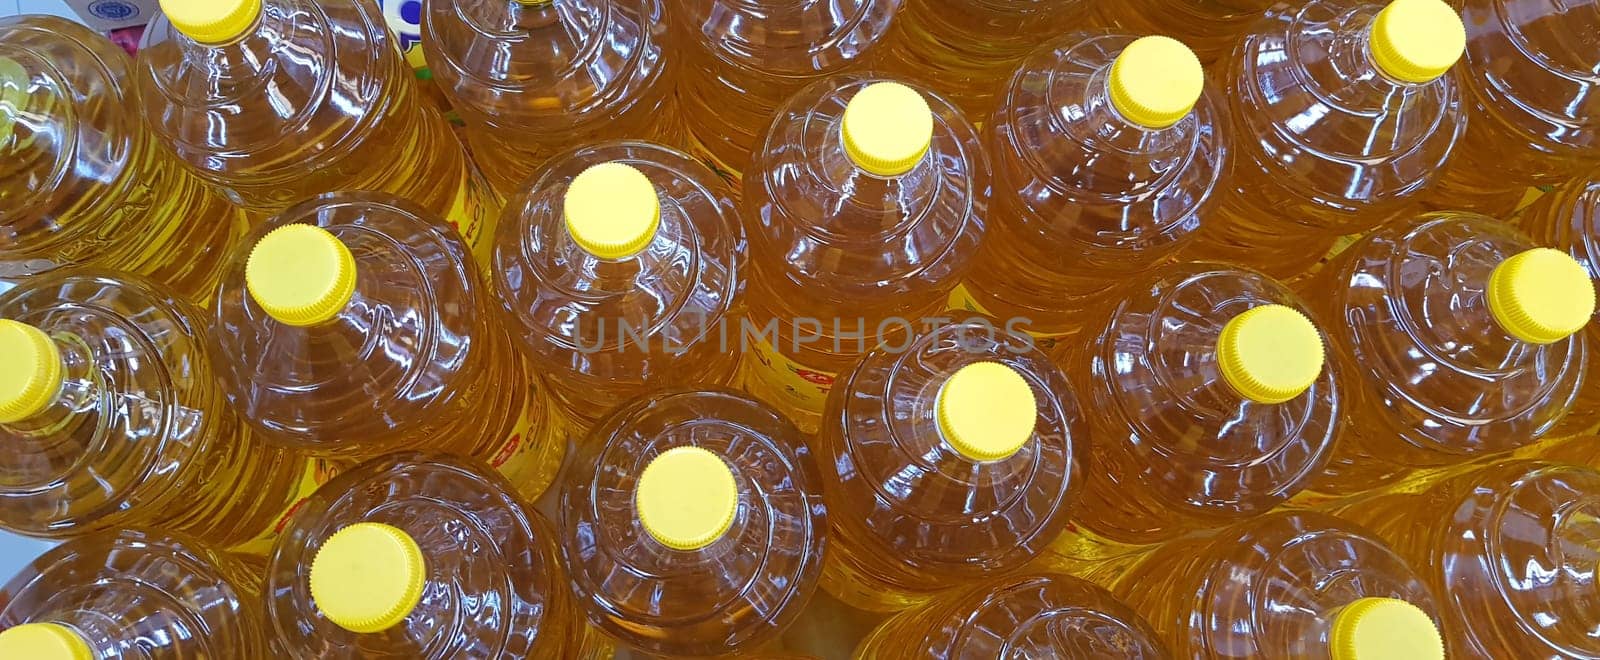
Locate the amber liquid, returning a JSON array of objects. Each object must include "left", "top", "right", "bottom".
[
  {"left": 1519, "top": 176, "right": 1600, "bottom": 436},
  {"left": 1096, "top": 0, "right": 1274, "bottom": 63}
]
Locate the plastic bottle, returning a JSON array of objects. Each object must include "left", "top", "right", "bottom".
[
  {"left": 1520, "top": 172, "right": 1600, "bottom": 433},
  {"left": 1338, "top": 459, "right": 1600, "bottom": 658},
  {"left": 957, "top": 34, "right": 1225, "bottom": 344},
  {"left": 263, "top": 452, "right": 605, "bottom": 658},
  {"left": 559, "top": 388, "right": 826, "bottom": 657},
  {"left": 741, "top": 77, "right": 987, "bottom": 432},
  {"left": 1306, "top": 212, "right": 1595, "bottom": 495},
  {"left": 1422, "top": 0, "right": 1600, "bottom": 218},
  {"left": 1182, "top": 0, "right": 1467, "bottom": 280},
  {"left": 855, "top": 573, "right": 1169, "bottom": 658},
  {"left": 209, "top": 192, "right": 564, "bottom": 500},
  {"left": 0, "top": 16, "right": 246, "bottom": 302},
  {"left": 1056, "top": 263, "right": 1340, "bottom": 549},
  {"left": 876, "top": 0, "right": 1090, "bottom": 120},
  {"left": 1114, "top": 511, "right": 1445, "bottom": 659},
  {"left": 136, "top": 0, "right": 501, "bottom": 267},
  {"left": 673, "top": 0, "right": 900, "bottom": 179},
  {"left": 0, "top": 269, "right": 309, "bottom": 548},
  {"left": 421, "top": 0, "right": 678, "bottom": 198},
  {"left": 492, "top": 142, "right": 745, "bottom": 432},
  {"left": 815, "top": 314, "right": 1085, "bottom": 612},
  {"left": 1094, "top": 0, "right": 1275, "bottom": 63},
  {"left": 0, "top": 529, "right": 270, "bottom": 658}
]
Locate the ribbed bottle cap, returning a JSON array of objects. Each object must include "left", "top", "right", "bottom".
[
  {"left": 0, "top": 320, "right": 63, "bottom": 424},
  {"left": 309, "top": 523, "right": 427, "bottom": 634},
  {"left": 1216, "top": 304, "right": 1324, "bottom": 404},
  {"left": 636, "top": 446, "right": 738, "bottom": 551},
  {"left": 1108, "top": 36, "right": 1204, "bottom": 129},
  {"left": 245, "top": 224, "right": 358, "bottom": 327},
  {"left": 563, "top": 162, "right": 662, "bottom": 260},
  {"left": 159, "top": 0, "right": 262, "bottom": 44},
  {"left": 1369, "top": 0, "right": 1465, "bottom": 83},
  {"left": 0, "top": 623, "right": 92, "bottom": 660},
  {"left": 841, "top": 81, "right": 934, "bottom": 177},
  {"left": 1330, "top": 598, "right": 1444, "bottom": 660},
  {"left": 1487, "top": 248, "right": 1596, "bottom": 344},
  {"left": 935, "top": 361, "right": 1037, "bottom": 461}
]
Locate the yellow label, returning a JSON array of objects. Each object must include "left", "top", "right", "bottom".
[
  {"left": 742, "top": 336, "right": 838, "bottom": 413},
  {"left": 483, "top": 379, "right": 565, "bottom": 501},
  {"left": 229, "top": 458, "right": 342, "bottom": 556},
  {"left": 486, "top": 388, "right": 544, "bottom": 483},
  {"left": 946, "top": 283, "right": 1070, "bottom": 352},
  {"left": 441, "top": 171, "right": 499, "bottom": 275},
  {"left": 1513, "top": 185, "right": 1549, "bottom": 213}
]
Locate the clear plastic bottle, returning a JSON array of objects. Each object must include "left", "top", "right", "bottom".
[
  {"left": 876, "top": 0, "right": 1091, "bottom": 120},
  {"left": 0, "top": 269, "right": 308, "bottom": 548},
  {"left": 957, "top": 34, "right": 1225, "bottom": 344},
  {"left": 137, "top": 0, "right": 501, "bottom": 266},
  {"left": 1182, "top": 0, "right": 1467, "bottom": 280},
  {"left": 1337, "top": 459, "right": 1600, "bottom": 658},
  {"left": 559, "top": 388, "right": 826, "bottom": 657},
  {"left": 0, "top": 528, "right": 270, "bottom": 658},
  {"left": 1056, "top": 263, "right": 1340, "bottom": 549},
  {"left": 209, "top": 192, "right": 564, "bottom": 500},
  {"left": 815, "top": 314, "right": 1086, "bottom": 612},
  {"left": 492, "top": 142, "right": 746, "bottom": 432},
  {"left": 855, "top": 572, "right": 1169, "bottom": 658},
  {"left": 1113, "top": 511, "right": 1445, "bottom": 659},
  {"left": 1422, "top": 0, "right": 1600, "bottom": 218},
  {"left": 264, "top": 452, "right": 606, "bottom": 658},
  {"left": 741, "top": 78, "right": 987, "bottom": 432},
  {"left": 1520, "top": 172, "right": 1600, "bottom": 433},
  {"left": 1305, "top": 212, "right": 1595, "bottom": 495},
  {"left": 421, "top": 0, "right": 678, "bottom": 198},
  {"left": 1095, "top": 0, "right": 1276, "bottom": 63},
  {"left": 0, "top": 16, "right": 246, "bottom": 302},
  {"left": 673, "top": 0, "right": 900, "bottom": 179}
]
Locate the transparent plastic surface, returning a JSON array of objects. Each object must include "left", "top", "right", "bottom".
[
  {"left": 0, "top": 529, "right": 269, "bottom": 657},
  {"left": 1425, "top": 0, "right": 1600, "bottom": 215},
  {"left": 740, "top": 75, "right": 987, "bottom": 431},
  {"left": 1184, "top": 0, "right": 1465, "bottom": 279},
  {"left": 1061, "top": 264, "right": 1339, "bottom": 545},
  {"left": 877, "top": 0, "right": 1089, "bottom": 120},
  {"left": 211, "top": 193, "right": 563, "bottom": 498},
  {"left": 1306, "top": 213, "right": 1589, "bottom": 494},
  {"left": 1521, "top": 174, "right": 1600, "bottom": 432},
  {"left": 559, "top": 389, "right": 826, "bottom": 657},
  {"left": 0, "top": 17, "right": 245, "bottom": 302},
  {"left": 1339, "top": 460, "right": 1600, "bottom": 658},
  {"left": 673, "top": 0, "right": 900, "bottom": 177},
  {"left": 492, "top": 142, "right": 745, "bottom": 430},
  {"left": 964, "top": 32, "right": 1226, "bottom": 341},
  {"left": 1114, "top": 511, "right": 1442, "bottom": 657},
  {"left": 816, "top": 315, "right": 1085, "bottom": 611},
  {"left": 856, "top": 573, "right": 1170, "bottom": 658},
  {"left": 422, "top": 0, "right": 678, "bottom": 197},
  {"left": 0, "top": 270, "right": 306, "bottom": 546},
  {"left": 134, "top": 0, "right": 498, "bottom": 260},
  {"left": 1096, "top": 0, "right": 1275, "bottom": 63},
  {"left": 265, "top": 453, "right": 604, "bottom": 658}
]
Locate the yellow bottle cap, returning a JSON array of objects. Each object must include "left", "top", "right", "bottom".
[
  {"left": 159, "top": 0, "right": 262, "bottom": 45},
  {"left": 935, "top": 361, "right": 1038, "bottom": 462},
  {"left": 245, "top": 224, "right": 358, "bottom": 327},
  {"left": 0, "top": 623, "right": 92, "bottom": 660},
  {"left": 0, "top": 320, "right": 63, "bottom": 425},
  {"left": 1330, "top": 598, "right": 1444, "bottom": 660},
  {"left": 1108, "top": 36, "right": 1204, "bottom": 130},
  {"left": 563, "top": 162, "right": 662, "bottom": 260},
  {"left": 635, "top": 446, "right": 738, "bottom": 551},
  {"left": 841, "top": 81, "right": 934, "bottom": 177},
  {"left": 309, "top": 522, "right": 426, "bottom": 634},
  {"left": 1487, "top": 247, "right": 1596, "bottom": 344},
  {"left": 1216, "top": 304, "right": 1324, "bottom": 404},
  {"left": 1369, "top": 0, "right": 1465, "bottom": 84}
]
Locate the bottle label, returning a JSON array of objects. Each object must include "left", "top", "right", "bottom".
[
  {"left": 228, "top": 458, "right": 342, "bottom": 556},
  {"left": 441, "top": 172, "right": 500, "bottom": 274},
  {"left": 742, "top": 336, "right": 838, "bottom": 413},
  {"left": 486, "top": 386, "right": 546, "bottom": 486},
  {"left": 946, "top": 283, "right": 1070, "bottom": 352}
]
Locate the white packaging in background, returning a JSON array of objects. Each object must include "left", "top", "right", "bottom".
[{"left": 62, "top": 0, "right": 156, "bottom": 30}]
